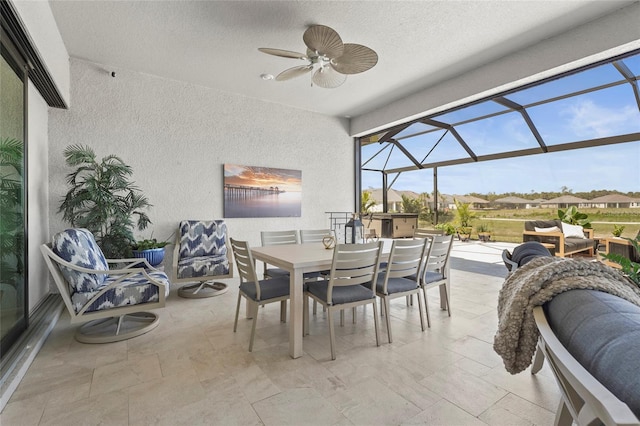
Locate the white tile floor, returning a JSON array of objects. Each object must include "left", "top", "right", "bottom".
[{"left": 1, "top": 241, "right": 562, "bottom": 425}]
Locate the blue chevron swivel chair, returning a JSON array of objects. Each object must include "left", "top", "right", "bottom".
[
  {"left": 41, "top": 228, "right": 169, "bottom": 343},
  {"left": 173, "top": 220, "right": 233, "bottom": 298}
]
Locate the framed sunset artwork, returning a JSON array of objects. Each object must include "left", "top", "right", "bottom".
[{"left": 223, "top": 164, "right": 302, "bottom": 218}]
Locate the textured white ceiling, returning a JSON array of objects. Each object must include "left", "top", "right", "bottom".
[{"left": 49, "top": 0, "right": 633, "bottom": 118}]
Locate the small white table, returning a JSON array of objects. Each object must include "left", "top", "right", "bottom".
[{"left": 251, "top": 243, "right": 334, "bottom": 358}]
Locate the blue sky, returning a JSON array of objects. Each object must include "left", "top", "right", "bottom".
[{"left": 361, "top": 53, "right": 640, "bottom": 195}]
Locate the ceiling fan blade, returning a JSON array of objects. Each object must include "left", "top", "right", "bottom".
[
  {"left": 258, "top": 48, "right": 307, "bottom": 60},
  {"left": 303, "top": 25, "right": 344, "bottom": 58},
  {"left": 312, "top": 66, "right": 347, "bottom": 89},
  {"left": 331, "top": 43, "right": 378, "bottom": 74},
  {"left": 276, "top": 65, "right": 313, "bottom": 81}
]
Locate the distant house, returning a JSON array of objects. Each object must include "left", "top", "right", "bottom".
[
  {"left": 541, "top": 195, "right": 590, "bottom": 209},
  {"left": 493, "top": 196, "right": 533, "bottom": 209},
  {"left": 589, "top": 194, "right": 640, "bottom": 208},
  {"left": 366, "top": 188, "right": 404, "bottom": 212},
  {"left": 445, "top": 194, "right": 490, "bottom": 210},
  {"left": 366, "top": 188, "right": 430, "bottom": 212}
]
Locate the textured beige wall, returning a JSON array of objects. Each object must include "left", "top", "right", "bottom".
[{"left": 48, "top": 58, "right": 354, "bottom": 276}]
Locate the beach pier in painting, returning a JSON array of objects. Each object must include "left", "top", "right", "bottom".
[{"left": 224, "top": 164, "right": 302, "bottom": 218}]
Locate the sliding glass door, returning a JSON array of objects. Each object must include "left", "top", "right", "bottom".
[{"left": 0, "top": 38, "right": 28, "bottom": 356}]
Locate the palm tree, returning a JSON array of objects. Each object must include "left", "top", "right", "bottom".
[
  {"left": 401, "top": 194, "right": 422, "bottom": 213},
  {"left": 59, "top": 144, "right": 152, "bottom": 258},
  {"left": 361, "top": 190, "right": 377, "bottom": 213}
]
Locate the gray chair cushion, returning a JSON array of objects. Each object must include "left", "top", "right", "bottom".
[
  {"left": 307, "top": 280, "right": 375, "bottom": 305},
  {"left": 511, "top": 241, "right": 552, "bottom": 267},
  {"left": 564, "top": 237, "right": 593, "bottom": 252},
  {"left": 375, "top": 276, "right": 419, "bottom": 295},
  {"left": 423, "top": 271, "right": 444, "bottom": 284},
  {"left": 240, "top": 276, "right": 289, "bottom": 301},
  {"left": 546, "top": 289, "right": 640, "bottom": 418}
]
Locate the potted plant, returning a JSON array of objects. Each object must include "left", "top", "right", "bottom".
[
  {"left": 612, "top": 224, "right": 625, "bottom": 238},
  {"left": 477, "top": 222, "right": 491, "bottom": 242},
  {"left": 131, "top": 237, "right": 170, "bottom": 267},
  {"left": 435, "top": 222, "right": 456, "bottom": 236},
  {"left": 454, "top": 199, "right": 476, "bottom": 242},
  {"left": 457, "top": 226, "right": 472, "bottom": 242},
  {"left": 58, "top": 144, "right": 152, "bottom": 258}
]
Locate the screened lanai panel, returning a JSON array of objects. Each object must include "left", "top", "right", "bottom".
[
  {"left": 412, "top": 131, "right": 471, "bottom": 165},
  {"left": 389, "top": 171, "right": 434, "bottom": 193},
  {"left": 526, "top": 84, "right": 640, "bottom": 145},
  {"left": 361, "top": 141, "right": 394, "bottom": 170},
  {"left": 626, "top": 54, "right": 640, "bottom": 75},
  {"left": 362, "top": 169, "right": 381, "bottom": 190},
  {"left": 363, "top": 138, "right": 436, "bottom": 170},
  {"left": 429, "top": 101, "right": 508, "bottom": 125},
  {"left": 362, "top": 169, "right": 434, "bottom": 195},
  {"left": 396, "top": 129, "right": 448, "bottom": 163},
  {"left": 453, "top": 110, "right": 540, "bottom": 156},
  {"left": 506, "top": 62, "right": 624, "bottom": 105},
  {"left": 394, "top": 122, "right": 438, "bottom": 139}
]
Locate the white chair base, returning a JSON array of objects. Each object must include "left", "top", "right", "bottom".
[
  {"left": 178, "top": 281, "right": 229, "bottom": 299},
  {"left": 75, "top": 312, "right": 160, "bottom": 343}
]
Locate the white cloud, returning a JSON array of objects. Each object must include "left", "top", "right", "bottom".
[{"left": 563, "top": 99, "right": 639, "bottom": 138}]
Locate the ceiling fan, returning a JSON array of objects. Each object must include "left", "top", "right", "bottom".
[{"left": 258, "top": 25, "right": 378, "bottom": 89}]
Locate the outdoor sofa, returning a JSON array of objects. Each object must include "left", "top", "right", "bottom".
[
  {"left": 522, "top": 219, "right": 594, "bottom": 258},
  {"left": 535, "top": 289, "right": 640, "bottom": 425}
]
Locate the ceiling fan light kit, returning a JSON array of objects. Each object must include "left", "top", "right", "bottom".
[{"left": 259, "top": 24, "right": 377, "bottom": 88}]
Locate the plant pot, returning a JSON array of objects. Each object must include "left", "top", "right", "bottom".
[
  {"left": 478, "top": 232, "right": 491, "bottom": 242},
  {"left": 132, "top": 248, "right": 165, "bottom": 267}
]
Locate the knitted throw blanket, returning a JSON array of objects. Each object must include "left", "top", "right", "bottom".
[{"left": 493, "top": 256, "right": 640, "bottom": 374}]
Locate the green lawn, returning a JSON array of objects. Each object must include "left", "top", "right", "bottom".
[{"left": 419, "top": 208, "right": 640, "bottom": 243}]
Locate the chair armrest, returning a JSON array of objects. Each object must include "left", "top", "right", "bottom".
[
  {"left": 106, "top": 257, "right": 154, "bottom": 270},
  {"left": 583, "top": 228, "right": 594, "bottom": 239},
  {"left": 523, "top": 230, "right": 565, "bottom": 240}
]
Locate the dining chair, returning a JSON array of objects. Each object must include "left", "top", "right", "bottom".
[
  {"left": 230, "top": 238, "right": 290, "bottom": 352},
  {"left": 420, "top": 234, "right": 454, "bottom": 327},
  {"left": 375, "top": 238, "right": 428, "bottom": 343},
  {"left": 299, "top": 229, "right": 333, "bottom": 314},
  {"left": 304, "top": 241, "right": 383, "bottom": 360},
  {"left": 299, "top": 229, "right": 332, "bottom": 244},
  {"left": 414, "top": 228, "right": 444, "bottom": 238},
  {"left": 260, "top": 230, "right": 299, "bottom": 279}
]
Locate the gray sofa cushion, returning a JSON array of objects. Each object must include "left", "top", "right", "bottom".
[
  {"left": 545, "top": 289, "right": 640, "bottom": 418},
  {"left": 564, "top": 237, "right": 593, "bottom": 252}
]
